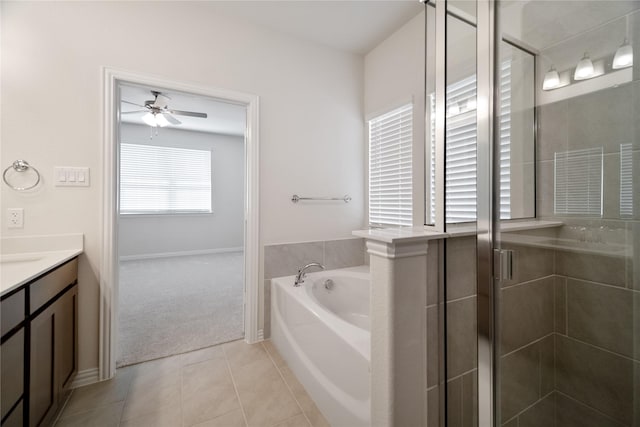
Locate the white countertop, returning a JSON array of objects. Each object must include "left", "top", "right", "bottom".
[{"left": 1, "top": 234, "right": 83, "bottom": 296}]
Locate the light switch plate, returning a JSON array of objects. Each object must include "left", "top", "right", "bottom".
[
  {"left": 54, "top": 167, "right": 90, "bottom": 187},
  {"left": 7, "top": 208, "right": 24, "bottom": 229}
]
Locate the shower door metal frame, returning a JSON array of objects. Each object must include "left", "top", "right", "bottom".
[{"left": 476, "top": 0, "right": 500, "bottom": 426}]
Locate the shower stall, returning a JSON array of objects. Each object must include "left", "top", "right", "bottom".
[{"left": 426, "top": 1, "right": 640, "bottom": 426}]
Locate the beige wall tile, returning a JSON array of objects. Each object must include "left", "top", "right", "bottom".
[
  {"left": 445, "top": 237, "right": 476, "bottom": 301},
  {"left": 555, "top": 276, "right": 567, "bottom": 334},
  {"left": 461, "top": 370, "right": 477, "bottom": 427},
  {"left": 446, "top": 377, "right": 462, "bottom": 427},
  {"left": 517, "top": 393, "right": 555, "bottom": 427},
  {"left": 556, "top": 251, "right": 626, "bottom": 288},
  {"left": 500, "top": 244, "right": 554, "bottom": 287}
]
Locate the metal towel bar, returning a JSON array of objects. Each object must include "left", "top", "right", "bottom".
[{"left": 291, "top": 194, "right": 351, "bottom": 203}]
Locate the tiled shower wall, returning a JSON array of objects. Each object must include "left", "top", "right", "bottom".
[{"left": 262, "top": 237, "right": 366, "bottom": 337}]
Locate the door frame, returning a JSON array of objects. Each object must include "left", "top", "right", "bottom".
[{"left": 100, "top": 67, "right": 260, "bottom": 380}]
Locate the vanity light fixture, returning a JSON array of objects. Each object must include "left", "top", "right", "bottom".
[
  {"left": 574, "top": 53, "right": 595, "bottom": 80},
  {"left": 542, "top": 66, "right": 561, "bottom": 90},
  {"left": 612, "top": 39, "right": 633, "bottom": 69}
]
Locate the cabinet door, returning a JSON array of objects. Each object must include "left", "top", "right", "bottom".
[
  {"left": 1, "top": 329, "right": 24, "bottom": 420},
  {"left": 29, "top": 306, "right": 55, "bottom": 427},
  {"left": 2, "top": 400, "right": 23, "bottom": 427},
  {"left": 55, "top": 286, "right": 77, "bottom": 395}
]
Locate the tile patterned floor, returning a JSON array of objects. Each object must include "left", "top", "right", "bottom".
[{"left": 56, "top": 340, "right": 330, "bottom": 427}]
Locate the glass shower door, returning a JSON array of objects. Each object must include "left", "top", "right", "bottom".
[{"left": 492, "top": 2, "right": 640, "bottom": 426}]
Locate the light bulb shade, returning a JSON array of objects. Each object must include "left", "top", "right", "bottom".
[
  {"left": 574, "top": 54, "right": 595, "bottom": 80},
  {"left": 142, "top": 112, "right": 157, "bottom": 127},
  {"left": 612, "top": 42, "right": 633, "bottom": 69},
  {"left": 542, "top": 67, "right": 561, "bottom": 90},
  {"left": 155, "top": 113, "right": 170, "bottom": 127}
]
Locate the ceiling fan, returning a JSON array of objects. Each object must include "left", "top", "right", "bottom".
[{"left": 121, "top": 90, "right": 208, "bottom": 127}]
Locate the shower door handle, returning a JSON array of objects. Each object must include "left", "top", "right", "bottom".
[{"left": 493, "top": 249, "right": 513, "bottom": 281}]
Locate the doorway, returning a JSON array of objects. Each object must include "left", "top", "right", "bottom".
[
  {"left": 100, "top": 69, "right": 260, "bottom": 379},
  {"left": 116, "top": 83, "right": 246, "bottom": 366}
]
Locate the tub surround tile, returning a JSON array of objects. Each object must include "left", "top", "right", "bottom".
[
  {"left": 264, "top": 242, "right": 324, "bottom": 280},
  {"left": 427, "top": 306, "right": 439, "bottom": 388},
  {"left": 567, "top": 279, "right": 634, "bottom": 357},
  {"left": 500, "top": 276, "right": 554, "bottom": 355},
  {"left": 427, "top": 387, "right": 440, "bottom": 427},
  {"left": 427, "top": 240, "right": 440, "bottom": 306},
  {"left": 556, "top": 335, "right": 633, "bottom": 425},
  {"left": 461, "top": 370, "right": 477, "bottom": 427},
  {"left": 323, "top": 238, "right": 365, "bottom": 269}
]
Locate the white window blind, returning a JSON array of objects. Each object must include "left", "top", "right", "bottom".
[
  {"left": 120, "top": 143, "right": 212, "bottom": 214},
  {"left": 429, "top": 61, "right": 512, "bottom": 224},
  {"left": 620, "top": 143, "right": 633, "bottom": 217},
  {"left": 554, "top": 147, "right": 603, "bottom": 216},
  {"left": 369, "top": 103, "right": 413, "bottom": 227}
]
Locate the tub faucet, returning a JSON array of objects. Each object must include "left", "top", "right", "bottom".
[{"left": 294, "top": 262, "right": 325, "bottom": 286}]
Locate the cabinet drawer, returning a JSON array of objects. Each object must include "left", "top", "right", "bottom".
[
  {"left": 1, "top": 329, "right": 24, "bottom": 421},
  {"left": 30, "top": 258, "right": 78, "bottom": 314},
  {"left": 1, "top": 290, "right": 25, "bottom": 336}
]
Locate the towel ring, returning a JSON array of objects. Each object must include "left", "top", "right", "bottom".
[{"left": 3, "top": 160, "right": 41, "bottom": 191}]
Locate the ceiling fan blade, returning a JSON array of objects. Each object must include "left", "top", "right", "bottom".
[
  {"left": 121, "top": 110, "right": 147, "bottom": 114},
  {"left": 152, "top": 93, "right": 171, "bottom": 109},
  {"left": 122, "top": 100, "right": 146, "bottom": 108},
  {"left": 162, "top": 112, "right": 181, "bottom": 125},
  {"left": 169, "top": 109, "right": 208, "bottom": 119}
]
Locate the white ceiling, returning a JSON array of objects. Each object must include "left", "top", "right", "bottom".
[
  {"left": 120, "top": 84, "right": 247, "bottom": 136},
  {"left": 208, "top": 1, "right": 424, "bottom": 55}
]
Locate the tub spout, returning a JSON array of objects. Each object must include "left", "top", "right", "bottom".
[{"left": 294, "top": 262, "right": 325, "bottom": 286}]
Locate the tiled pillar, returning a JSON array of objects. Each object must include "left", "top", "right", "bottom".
[{"left": 355, "top": 229, "right": 444, "bottom": 427}]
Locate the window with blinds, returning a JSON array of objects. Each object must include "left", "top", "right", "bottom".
[
  {"left": 120, "top": 143, "right": 212, "bottom": 214},
  {"left": 554, "top": 147, "right": 603, "bottom": 216},
  {"left": 368, "top": 103, "right": 413, "bottom": 227},
  {"left": 620, "top": 143, "right": 633, "bottom": 217},
  {"left": 429, "top": 61, "right": 512, "bottom": 224}
]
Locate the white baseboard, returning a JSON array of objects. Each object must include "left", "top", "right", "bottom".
[
  {"left": 71, "top": 368, "right": 100, "bottom": 388},
  {"left": 119, "top": 247, "right": 243, "bottom": 261}
]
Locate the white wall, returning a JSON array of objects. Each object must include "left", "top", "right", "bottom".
[
  {"left": 364, "top": 11, "right": 426, "bottom": 226},
  {"left": 118, "top": 124, "right": 244, "bottom": 258},
  {"left": 1, "top": 2, "right": 364, "bottom": 372}
]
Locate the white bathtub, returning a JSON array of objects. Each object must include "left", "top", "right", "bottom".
[{"left": 271, "top": 265, "right": 370, "bottom": 427}]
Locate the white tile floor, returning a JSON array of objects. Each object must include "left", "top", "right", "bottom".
[{"left": 56, "top": 340, "right": 330, "bottom": 427}]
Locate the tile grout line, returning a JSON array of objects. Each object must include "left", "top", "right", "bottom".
[
  {"left": 221, "top": 344, "right": 250, "bottom": 427},
  {"left": 262, "top": 342, "right": 313, "bottom": 427}
]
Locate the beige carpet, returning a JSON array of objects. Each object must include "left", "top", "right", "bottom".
[{"left": 117, "top": 252, "right": 244, "bottom": 367}]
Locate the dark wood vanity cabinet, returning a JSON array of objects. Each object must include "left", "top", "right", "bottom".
[{"left": 1, "top": 257, "right": 78, "bottom": 427}]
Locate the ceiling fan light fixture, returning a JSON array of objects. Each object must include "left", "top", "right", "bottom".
[
  {"left": 155, "top": 113, "right": 170, "bottom": 127},
  {"left": 142, "top": 112, "right": 158, "bottom": 127}
]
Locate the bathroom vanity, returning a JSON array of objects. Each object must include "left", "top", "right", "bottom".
[{"left": 1, "top": 235, "right": 82, "bottom": 427}]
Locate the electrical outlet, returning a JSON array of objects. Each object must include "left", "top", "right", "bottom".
[{"left": 7, "top": 208, "right": 24, "bottom": 229}]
